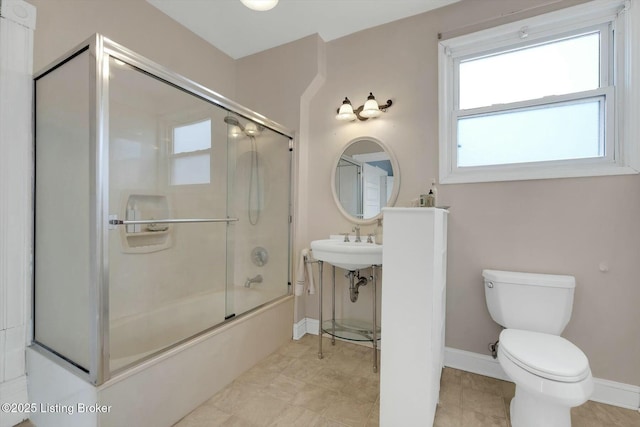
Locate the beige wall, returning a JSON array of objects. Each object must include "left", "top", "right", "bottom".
[
  {"left": 272, "top": 0, "right": 638, "bottom": 386},
  {"left": 30, "top": 0, "right": 236, "bottom": 97},
  {"left": 236, "top": 34, "right": 324, "bottom": 128}
]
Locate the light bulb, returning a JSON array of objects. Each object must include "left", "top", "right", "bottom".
[
  {"left": 359, "top": 92, "right": 381, "bottom": 118},
  {"left": 336, "top": 97, "right": 357, "bottom": 121},
  {"left": 240, "top": 0, "right": 279, "bottom": 11}
]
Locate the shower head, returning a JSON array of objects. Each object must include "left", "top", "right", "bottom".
[
  {"left": 224, "top": 115, "right": 263, "bottom": 138},
  {"left": 224, "top": 115, "right": 245, "bottom": 139},
  {"left": 223, "top": 116, "right": 241, "bottom": 127}
]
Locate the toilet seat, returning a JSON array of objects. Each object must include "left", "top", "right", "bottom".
[{"left": 499, "top": 329, "right": 590, "bottom": 383}]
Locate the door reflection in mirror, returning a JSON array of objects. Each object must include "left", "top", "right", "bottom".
[{"left": 334, "top": 141, "right": 394, "bottom": 220}]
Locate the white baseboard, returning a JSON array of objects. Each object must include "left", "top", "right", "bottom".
[
  {"left": 293, "top": 317, "right": 320, "bottom": 340},
  {"left": 292, "top": 317, "right": 305, "bottom": 340},
  {"left": 591, "top": 377, "right": 640, "bottom": 411},
  {"left": 444, "top": 347, "right": 640, "bottom": 411},
  {"left": 0, "top": 375, "right": 29, "bottom": 427},
  {"left": 444, "top": 347, "right": 510, "bottom": 381}
]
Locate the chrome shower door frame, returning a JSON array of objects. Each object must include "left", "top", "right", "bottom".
[{"left": 32, "top": 33, "right": 294, "bottom": 386}]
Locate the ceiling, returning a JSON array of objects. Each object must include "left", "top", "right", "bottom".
[{"left": 147, "top": 0, "right": 460, "bottom": 59}]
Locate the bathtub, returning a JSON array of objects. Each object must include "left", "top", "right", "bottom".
[
  {"left": 27, "top": 292, "right": 294, "bottom": 427},
  {"left": 110, "top": 286, "right": 285, "bottom": 371}
]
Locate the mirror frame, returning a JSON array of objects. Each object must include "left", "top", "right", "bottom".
[{"left": 331, "top": 136, "right": 400, "bottom": 225}]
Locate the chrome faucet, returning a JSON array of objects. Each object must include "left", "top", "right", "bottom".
[
  {"left": 244, "top": 274, "right": 263, "bottom": 288},
  {"left": 352, "top": 225, "right": 361, "bottom": 242}
]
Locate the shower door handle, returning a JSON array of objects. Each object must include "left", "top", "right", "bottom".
[{"left": 108, "top": 216, "right": 239, "bottom": 226}]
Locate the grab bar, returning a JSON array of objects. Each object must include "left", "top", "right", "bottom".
[{"left": 108, "top": 217, "right": 239, "bottom": 225}]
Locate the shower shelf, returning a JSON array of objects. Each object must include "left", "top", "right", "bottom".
[
  {"left": 124, "top": 230, "right": 170, "bottom": 251},
  {"left": 124, "top": 230, "right": 170, "bottom": 237},
  {"left": 120, "top": 193, "right": 172, "bottom": 254}
]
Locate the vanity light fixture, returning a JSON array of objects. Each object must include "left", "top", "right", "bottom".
[
  {"left": 240, "top": 0, "right": 279, "bottom": 11},
  {"left": 335, "top": 92, "right": 393, "bottom": 121}
]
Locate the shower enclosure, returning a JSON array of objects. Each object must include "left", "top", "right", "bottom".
[{"left": 32, "top": 35, "right": 293, "bottom": 387}]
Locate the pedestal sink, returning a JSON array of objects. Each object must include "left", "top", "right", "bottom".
[
  {"left": 310, "top": 237, "right": 383, "bottom": 373},
  {"left": 310, "top": 239, "right": 382, "bottom": 270}
]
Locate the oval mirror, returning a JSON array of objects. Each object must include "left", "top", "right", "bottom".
[{"left": 331, "top": 137, "right": 400, "bottom": 224}]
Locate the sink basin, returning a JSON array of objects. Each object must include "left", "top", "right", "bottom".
[{"left": 310, "top": 239, "right": 382, "bottom": 270}]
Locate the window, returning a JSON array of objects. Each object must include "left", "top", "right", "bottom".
[
  {"left": 438, "top": 0, "right": 639, "bottom": 183},
  {"left": 170, "top": 119, "right": 211, "bottom": 185}
]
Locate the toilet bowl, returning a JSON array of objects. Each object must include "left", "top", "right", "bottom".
[
  {"left": 483, "top": 270, "right": 593, "bottom": 427},
  {"left": 498, "top": 329, "right": 593, "bottom": 427}
]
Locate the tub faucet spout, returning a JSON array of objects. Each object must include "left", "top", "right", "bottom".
[{"left": 245, "top": 274, "right": 263, "bottom": 288}]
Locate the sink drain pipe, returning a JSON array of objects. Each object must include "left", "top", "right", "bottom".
[{"left": 347, "top": 271, "right": 369, "bottom": 302}]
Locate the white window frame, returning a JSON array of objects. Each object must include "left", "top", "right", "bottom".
[{"left": 438, "top": 0, "right": 640, "bottom": 184}]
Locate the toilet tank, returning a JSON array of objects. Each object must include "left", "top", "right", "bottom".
[{"left": 483, "top": 269, "right": 575, "bottom": 335}]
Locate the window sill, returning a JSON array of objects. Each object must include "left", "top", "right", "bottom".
[{"left": 439, "top": 163, "right": 639, "bottom": 184}]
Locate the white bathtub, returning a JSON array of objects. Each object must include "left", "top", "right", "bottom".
[
  {"left": 110, "top": 286, "right": 286, "bottom": 371},
  {"left": 28, "top": 293, "right": 294, "bottom": 427}
]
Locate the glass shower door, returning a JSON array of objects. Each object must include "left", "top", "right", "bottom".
[
  {"left": 34, "top": 36, "right": 293, "bottom": 384},
  {"left": 107, "top": 57, "right": 231, "bottom": 373},
  {"left": 225, "top": 116, "right": 292, "bottom": 318}
]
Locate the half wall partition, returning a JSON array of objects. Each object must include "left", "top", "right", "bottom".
[{"left": 33, "top": 35, "right": 293, "bottom": 385}]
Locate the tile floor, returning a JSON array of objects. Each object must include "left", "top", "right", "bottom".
[
  {"left": 16, "top": 334, "right": 640, "bottom": 426},
  {"left": 173, "top": 334, "right": 640, "bottom": 427},
  {"left": 435, "top": 367, "right": 640, "bottom": 427}
]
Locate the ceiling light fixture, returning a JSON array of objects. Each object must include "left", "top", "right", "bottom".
[
  {"left": 335, "top": 92, "right": 393, "bottom": 122},
  {"left": 240, "top": 0, "right": 279, "bottom": 11}
]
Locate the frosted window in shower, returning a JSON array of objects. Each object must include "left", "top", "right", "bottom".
[
  {"left": 171, "top": 119, "right": 211, "bottom": 185},
  {"left": 174, "top": 119, "right": 211, "bottom": 153}
]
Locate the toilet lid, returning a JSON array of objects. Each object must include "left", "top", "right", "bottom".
[{"left": 499, "top": 329, "right": 590, "bottom": 383}]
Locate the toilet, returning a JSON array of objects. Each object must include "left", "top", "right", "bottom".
[{"left": 483, "top": 270, "right": 593, "bottom": 427}]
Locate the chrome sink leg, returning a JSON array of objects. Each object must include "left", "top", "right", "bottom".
[
  {"left": 332, "top": 265, "right": 336, "bottom": 345},
  {"left": 318, "top": 261, "right": 323, "bottom": 359},
  {"left": 372, "top": 265, "right": 378, "bottom": 373}
]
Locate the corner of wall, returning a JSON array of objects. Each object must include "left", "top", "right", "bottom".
[
  {"left": 293, "top": 35, "right": 326, "bottom": 323},
  {"left": 296, "top": 34, "right": 326, "bottom": 244}
]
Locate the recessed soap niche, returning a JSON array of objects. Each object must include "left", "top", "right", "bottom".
[{"left": 119, "top": 192, "right": 173, "bottom": 253}]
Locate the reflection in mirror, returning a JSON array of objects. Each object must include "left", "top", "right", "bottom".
[{"left": 333, "top": 139, "right": 397, "bottom": 222}]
